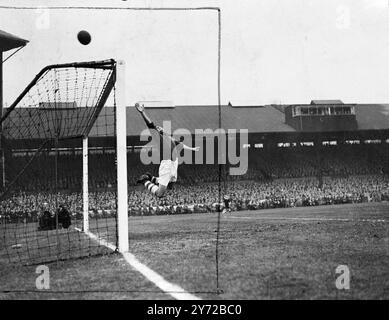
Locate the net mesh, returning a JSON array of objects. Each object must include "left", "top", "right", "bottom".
[{"left": 0, "top": 60, "right": 118, "bottom": 265}]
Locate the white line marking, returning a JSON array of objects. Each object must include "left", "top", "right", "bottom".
[
  {"left": 75, "top": 227, "right": 201, "bottom": 300},
  {"left": 121, "top": 251, "right": 201, "bottom": 300},
  {"left": 226, "top": 216, "right": 388, "bottom": 223},
  {"left": 74, "top": 227, "right": 116, "bottom": 250}
]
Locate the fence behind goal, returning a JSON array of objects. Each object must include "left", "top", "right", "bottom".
[{"left": 0, "top": 59, "right": 123, "bottom": 265}]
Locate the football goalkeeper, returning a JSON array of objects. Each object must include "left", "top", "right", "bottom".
[{"left": 135, "top": 103, "right": 200, "bottom": 198}]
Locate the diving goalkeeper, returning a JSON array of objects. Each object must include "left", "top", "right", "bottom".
[{"left": 135, "top": 103, "right": 199, "bottom": 198}]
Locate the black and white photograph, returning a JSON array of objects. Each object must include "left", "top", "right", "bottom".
[{"left": 0, "top": 0, "right": 388, "bottom": 305}]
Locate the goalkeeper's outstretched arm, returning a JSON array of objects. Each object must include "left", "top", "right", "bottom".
[
  {"left": 180, "top": 142, "right": 200, "bottom": 152},
  {"left": 163, "top": 132, "right": 200, "bottom": 152},
  {"left": 135, "top": 103, "right": 200, "bottom": 152},
  {"left": 135, "top": 103, "right": 156, "bottom": 129}
]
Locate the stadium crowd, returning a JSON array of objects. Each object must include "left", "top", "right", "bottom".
[
  {"left": 1, "top": 174, "right": 388, "bottom": 221},
  {"left": 1, "top": 145, "right": 388, "bottom": 220}
]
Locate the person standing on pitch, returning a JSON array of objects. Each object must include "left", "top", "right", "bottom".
[{"left": 135, "top": 103, "right": 200, "bottom": 198}]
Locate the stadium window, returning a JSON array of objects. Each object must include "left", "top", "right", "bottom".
[
  {"left": 104, "top": 148, "right": 115, "bottom": 154},
  {"left": 277, "top": 142, "right": 291, "bottom": 148},
  {"left": 89, "top": 147, "right": 102, "bottom": 155},
  {"left": 12, "top": 150, "right": 27, "bottom": 157},
  {"left": 322, "top": 140, "right": 337, "bottom": 146},
  {"left": 345, "top": 140, "right": 360, "bottom": 145},
  {"left": 59, "top": 150, "right": 72, "bottom": 155},
  {"left": 301, "top": 107, "right": 309, "bottom": 115},
  {"left": 300, "top": 141, "right": 314, "bottom": 147},
  {"left": 364, "top": 139, "right": 381, "bottom": 144},
  {"left": 254, "top": 143, "right": 264, "bottom": 149}
]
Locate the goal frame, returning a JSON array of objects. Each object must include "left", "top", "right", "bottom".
[{"left": 1, "top": 58, "right": 129, "bottom": 255}]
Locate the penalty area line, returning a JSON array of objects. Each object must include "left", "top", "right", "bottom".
[{"left": 74, "top": 227, "right": 201, "bottom": 300}]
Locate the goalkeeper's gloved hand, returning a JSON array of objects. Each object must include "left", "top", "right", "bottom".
[
  {"left": 155, "top": 125, "right": 164, "bottom": 135},
  {"left": 135, "top": 103, "right": 145, "bottom": 113}
]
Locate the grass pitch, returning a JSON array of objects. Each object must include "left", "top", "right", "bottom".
[{"left": 0, "top": 202, "right": 388, "bottom": 299}]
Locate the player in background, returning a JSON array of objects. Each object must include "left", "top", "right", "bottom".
[
  {"left": 135, "top": 103, "right": 200, "bottom": 198},
  {"left": 222, "top": 194, "right": 232, "bottom": 214}
]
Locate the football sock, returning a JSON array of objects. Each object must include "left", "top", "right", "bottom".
[{"left": 145, "top": 181, "right": 158, "bottom": 195}]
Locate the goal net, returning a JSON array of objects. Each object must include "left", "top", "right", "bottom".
[{"left": 0, "top": 59, "right": 127, "bottom": 265}]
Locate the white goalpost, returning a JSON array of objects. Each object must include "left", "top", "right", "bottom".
[
  {"left": 82, "top": 59, "right": 129, "bottom": 253},
  {"left": 115, "top": 60, "right": 129, "bottom": 253},
  {"left": 83, "top": 136, "right": 89, "bottom": 233}
]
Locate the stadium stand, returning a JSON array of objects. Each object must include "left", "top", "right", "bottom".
[
  {"left": 1, "top": 102, "right": 388, "bottom": 221},
  {"left": 1, "top": 142, "right": 388, "bottom": 219}
]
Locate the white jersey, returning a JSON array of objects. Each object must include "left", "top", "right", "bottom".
[
  {"left": 158, "top": 158, "right": 178, "bottom": 186},
  {"left": 157, "top": 130, "right": 182, "bottom": 186}
]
